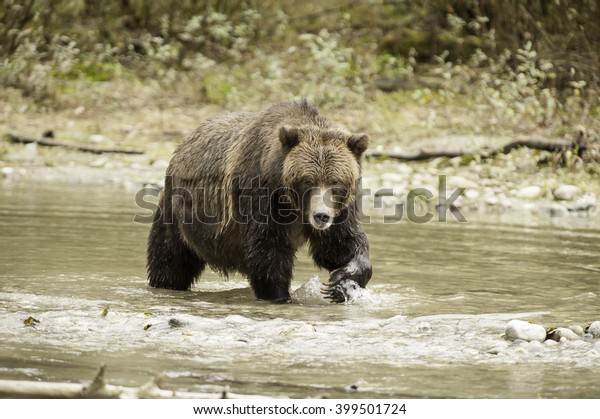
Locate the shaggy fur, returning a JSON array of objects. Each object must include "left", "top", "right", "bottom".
[{"left": 147, "top": 99, "right": 372, "bottom": 302}]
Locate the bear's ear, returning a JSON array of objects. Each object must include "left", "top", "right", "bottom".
[
  {"left": 347, "top": 133, "right": 369, "bottom": 157},
  {"left": 279, "top": 126, "right": 300, "bottom": 150}
]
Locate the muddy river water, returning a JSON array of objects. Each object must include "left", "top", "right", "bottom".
[{"left": 1, "top": 182, "right": 599, "bottom": 398}]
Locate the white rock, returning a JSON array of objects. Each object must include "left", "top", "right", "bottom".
[
  {"left": 565, "top": 194, "right": 596, "bottom": 212},
  {"left": 544, "top": 339, "right": 558, "bottom": 346},
  {"left": 397, "top": 164, "right": 412, "bottom": 175},
  {"left": 505, "top": 320, "right": 547, "bottom": 342},
  {"left": 1, "top": 167, "right": 14, "bottom": 177},
  {"left": 484, "top": 195, "right": 499, "bottom": 205},
  {"left": 296, "top": 323, "right": 316, "bottom": 334},
  {"left": 487, "top": 346, "right": 504, "bottom": 355},
  {"left": 448, "top": 175, "right": 478, "bottom": 189},
  {"left": 568, "top": 325, "right": 584, "bottom": 336},
  {"left": 548, "top": 327, "right": 579, "bottom": 341},
  {"left": 553, "top": 184, "right": 580, "bottom": 201},
  {"left": 89, "top": 157, "right": 109, "bottom": 168},
  {"left": 88, "top": 134, "right": 108, "bottom": 144},
  {"left": 515, "top": 186, "right": 542, "bottom": 200},
  {"left": 588, "top": 321, "right": 600, "bottom": 338},
  {"left": 464, "top": 189, "right": 480, "bottom": 200}
]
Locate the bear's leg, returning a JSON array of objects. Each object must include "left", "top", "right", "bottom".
[
  {"left": 147, "top": 204, "right": 205, "bottom": 290},
  {"left": 309, "top": 216, "right": 372, "bottom": 303},
  {"left": 246, "top": 226, "right": 295, "bottom": 303}
]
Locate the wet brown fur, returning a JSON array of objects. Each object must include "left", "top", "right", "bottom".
[{"left": 147, "top": 99, "right": 372, "bottom": 302}]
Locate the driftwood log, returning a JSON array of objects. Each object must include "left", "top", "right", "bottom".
[
  {"left": 366, "top": 132, "right": 596, "bottom": 162},
  {"left": 0, "top": 365, "right": 269, "bottom": 399},
  {"left": 367, "top": 148, "right": 471, "bottom": 161},
  {"left": 5, "top": 133, "right": 144, "bottom": 155}
]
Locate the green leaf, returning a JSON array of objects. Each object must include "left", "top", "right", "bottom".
[{"left": 23, "top": 316, "right": 40, "bottom": 327}]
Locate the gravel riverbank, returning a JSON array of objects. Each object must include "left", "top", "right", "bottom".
[{"left": 2, "top": 138, "right": 597, "bottom": 228}]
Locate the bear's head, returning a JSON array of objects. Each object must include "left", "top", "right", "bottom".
[{"left": 279, "top": 125, "right": 368, "bottom": 231}]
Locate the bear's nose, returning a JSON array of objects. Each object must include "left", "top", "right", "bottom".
[{"left": 313, "top": 212, "right": 331, "bottom": 225}]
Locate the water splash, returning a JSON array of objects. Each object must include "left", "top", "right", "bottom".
[
  {"left": 291, "top": 275, "right": 329, "bottom": 305},
  {"left": 291, "top": 275, "right": 382, "bottom": 306}
]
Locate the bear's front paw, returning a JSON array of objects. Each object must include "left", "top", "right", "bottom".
[{"left": 321, "top": 278, "right": 360, "bottom": 304}]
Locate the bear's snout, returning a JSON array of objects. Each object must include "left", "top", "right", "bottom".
[
  {"left": 309, "top": 187, "right": 334, "bottom": 230},
  {"left": 313, "top": 212, "right": 331, "bottom": 225}
]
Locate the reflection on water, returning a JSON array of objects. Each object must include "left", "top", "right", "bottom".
[{"left": 1, "top": 182, "right": 599, "bottom": 398}]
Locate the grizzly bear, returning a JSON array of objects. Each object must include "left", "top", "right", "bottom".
[{"left": 147, "top": 99, "right": 372, "bottom": 303}]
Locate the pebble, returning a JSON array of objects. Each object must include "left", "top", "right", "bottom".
[
  {"left": 505, "top": 320, "right": 547, "bottom": 342},
  {"left": 448, "top": 176, "right": 478, "bottom": 189},
  {"left": 515, "top": 186, "right": 542, "bottom": 200},
  {"left": 464, "top": 189, "right": 480, "bottom": 200},
  {"left": 565, "top": 194, "right": 596, "bottom": 212},
  {"left": 548, "top": 327, "right": 579, "bottom": 341},
  {"left": 1, "top": 167, "right": 14, "bottom": 177},
  {"left": 88, "top": 134, "right": 108, "bottom": 144},
  {"left": 484, "top": 195, "right": 499, "bottom": 206},
  {"left": 89, "top": 157, "right": 109, "bottom": 168},
  {"left": 397, "top": 164, "right": 412, "bottom": 175},
  {"left": 487, "top": 346, "right": 505, "bottom": 355},
  {"left": 587, "top": 321, "right": 600, "bottom": 338},
  {"left": 296, "top": 323, "right": 317, "bottom": 333},
  {"left": 553, "top": 184, "right": 580, "bottom": 201},
  {"left": 544, "top": 339, "right": 559, "bottom": 346},
  {"left": 568, "top": 325, "right": 584, "bottom": 336}
]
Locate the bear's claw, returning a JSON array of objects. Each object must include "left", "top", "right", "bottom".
[{"left": 321, "top": 283, "right": 348, "bottom": 304}]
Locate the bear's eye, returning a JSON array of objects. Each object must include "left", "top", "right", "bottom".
[
  {"left": 295, "top": 177, "right": 316, "bottom": 191},
  {"left": 330, "top": 187, "right": 349, "bottom": 203}
]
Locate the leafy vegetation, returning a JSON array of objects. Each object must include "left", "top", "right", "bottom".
[{"left": 1, "top": 0, "right": 598, "bottom": 142}]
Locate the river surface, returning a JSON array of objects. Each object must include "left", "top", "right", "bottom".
[{"left": 1, "top": 182, "right": 599, "bottom": 398}]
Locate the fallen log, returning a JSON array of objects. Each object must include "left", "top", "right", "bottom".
[
  {"left": 5, "top": 133, "right": 144, "bottom": 155},
  {"left": 495, "top": 136, "right": 575, "bottom": 154},
  {"left": 366, "top": 148, "right": 470, "bottom": 161},
  {"left": 366, "top": 134, "right": 595, "bottom": 162},
  {"left": 0, "top": 365, "right": 269, "bottom": 399}
]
